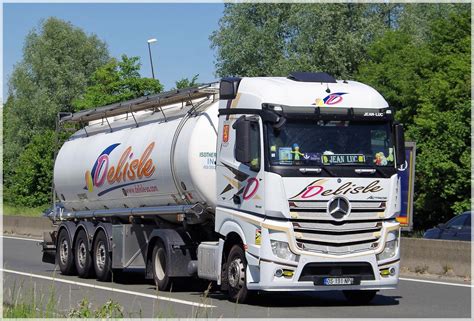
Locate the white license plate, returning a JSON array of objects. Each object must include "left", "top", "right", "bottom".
[{"left": 323, "top": 277, "right": 355, "bottom": 285}]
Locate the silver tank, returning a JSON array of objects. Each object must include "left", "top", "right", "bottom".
[{"left": 54, "top": 101, "right": 219, "bottom": 217}]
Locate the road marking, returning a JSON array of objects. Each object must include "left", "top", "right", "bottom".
[
  {"left": 400, "top": 277, "right": 472, "bottom": 288},
  {"left": 1, "top": 268, "right": 216, "bottom": 308},
  {"left": 1, "top": 235, "right": 42, "bottom": 242}
]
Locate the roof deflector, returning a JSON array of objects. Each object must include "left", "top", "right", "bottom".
[{"left": 288, "top": 72, "right": 337, "bottom": 83}]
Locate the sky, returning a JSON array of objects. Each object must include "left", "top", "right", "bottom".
[{"left": 3, "top": 3, "right": 224, "bottom": 98}]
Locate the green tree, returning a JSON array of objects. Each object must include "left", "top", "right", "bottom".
[
  {"left": 4, "top": 130, "right": 56, "bottom": 207},
  {"left": 72, "top": 55, "right": 163, "bottom": 109},
  {"left": 210, "top": 3, "right": 395, "bottom": 78},
  {"left": 357, "top": 8, "right": 471, "bottom": 228},
  {"left": 210, "top": 4, "right": 292, "bottom": 77},
  {"left": 174, "top": 74, "right": 199, "bottom": 89},
  {"left": 4, "top": 17, "right": 109, "bottom": 206}
]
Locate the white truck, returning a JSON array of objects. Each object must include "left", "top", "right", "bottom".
[{"left": 42, "top": 72, "right": 406, "bottom": 303}]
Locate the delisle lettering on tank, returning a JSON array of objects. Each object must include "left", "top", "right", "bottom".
[{"left": 85, "top": 142, "right": 156, "bottom": 194}]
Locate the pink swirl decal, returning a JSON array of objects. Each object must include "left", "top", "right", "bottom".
[{"left": 243, "top": 178, "right": 259, "bottom": 200}]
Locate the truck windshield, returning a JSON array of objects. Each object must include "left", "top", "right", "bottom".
[{"left": 267, "top": 120, "right": 394, "bottom": 167}]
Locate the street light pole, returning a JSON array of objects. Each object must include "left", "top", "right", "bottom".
[{"left": 147, "top": 38, "right": 157, "bottom": 79}]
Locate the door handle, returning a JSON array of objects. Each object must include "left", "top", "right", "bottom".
[{"left": 233, "top": 194, "right": 241, "bottom": 205}]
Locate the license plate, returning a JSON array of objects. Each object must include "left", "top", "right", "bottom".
[{"left": 322, "top": 277, "right": 355, "bottom": 286}]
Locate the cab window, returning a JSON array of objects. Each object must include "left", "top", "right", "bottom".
[
  {"left": 447, "top": 215, "right": 467, "bottom": 230},
  {"left": 248, "top": 121, "right": 260, "bottom": 171}
]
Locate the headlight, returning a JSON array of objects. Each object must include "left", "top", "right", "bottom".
[
  {"left": 271, "top": 240, "right": 296, "bottom": 261},
  {"left": 377, "top": 231, "right": 399, "bottom": 261}
]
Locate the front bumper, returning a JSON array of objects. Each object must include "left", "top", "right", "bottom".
[
  {"left": 245, "top": 220, "right": 400, "bottom": 292},
  {"left": 247, "top": 252, "right": 399, "bottom": 291}
]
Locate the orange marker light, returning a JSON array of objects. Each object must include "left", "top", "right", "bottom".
[{"left": 223, "top": 124, "right": 230, "bottom": 143}]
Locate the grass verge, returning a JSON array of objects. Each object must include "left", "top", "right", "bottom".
[{"left": 2, "top": 204, "right": 47, "bottom": 217}]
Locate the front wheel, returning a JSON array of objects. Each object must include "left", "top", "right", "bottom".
[
  {"left": 343, "top": 290, "right": 378, "bottom": 304},
  {"left": 225, "top": 245, "right": 250, "bottom": 303}
]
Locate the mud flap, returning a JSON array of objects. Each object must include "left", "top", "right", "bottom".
[{"left": 41, "top": 231, "right": 57, "bottom": 264}]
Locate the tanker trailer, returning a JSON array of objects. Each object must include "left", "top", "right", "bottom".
[{"left": 43, "top": 72, "right": 406, "bottom": 304}]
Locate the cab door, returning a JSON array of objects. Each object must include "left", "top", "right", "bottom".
[{"left": 216, "top": 114, "right": 265, "bottom": 215}]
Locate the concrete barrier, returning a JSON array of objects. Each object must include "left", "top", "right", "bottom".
[
  {"left": 400, "top": 237, "right": 471, "bottom": 278},
  {"left": 3, "top": 215, "right": 55, "bottom": 238},
  {"left": 2, "top": 216, "right": 471, "bottom": 278}
]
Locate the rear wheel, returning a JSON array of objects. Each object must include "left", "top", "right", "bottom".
[
  {"left": 57, "top": 229, "right": 76, "bottom": 275},
  {"left": 226, "top": 245, "right": 250, "bottom": 303},
  {"left": 93, "top": 230, "right": 112, "bottom": 282},
  {"left": 74, "top": 229, "right": 94, "bottom": 278},
  {"left": 152, "top": 241, "right": 173, "bottom": 291},
  {"left": 343, "top": 290, "right": 378, "bottom": 304}
]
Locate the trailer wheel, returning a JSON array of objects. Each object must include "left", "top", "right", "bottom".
[
  {"left": 74, "top": 229, "right": 94, "bottom": 278},
  {"left": 343, "top": 290, "right": 377, "bottom": 304},
  {"left": 57, "top": 229, "right": 76, "bottom": 275},
  {"left": 93, "top": 230, "right": 112, "bottom": 282},
  {"left": 152, "top": 241, "right": 172, "bottom": 291},
  {"left": 225, "top": 245, "right": 249, "bottom": 303}
]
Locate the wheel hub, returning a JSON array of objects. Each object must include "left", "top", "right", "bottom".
[
  {"left": 96, "top": 241, "right": 106, "bottom": 271},
  {"left": 60, "top": 239, "right": 68, "bottom": 265},
  {"left": 228, "top": 258, "right": 244, "bottom": 288},
  {"left": 78, "top": 242, "right": 87, "bottom": 268}
]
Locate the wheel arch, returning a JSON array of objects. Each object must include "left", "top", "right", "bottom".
[
  {"left": 145, "top": 229, "right": 192, "bottom": 279},
  {"left": 92, "top": 222, "right": 113, "bottom": 253},
  {"left": 56, "top": 221, "right": 77, "bottom": 249},
  {"left": 73, "top": 221, "right": 96, "bottom": 250},
  {"left": 219, "top": 220, "right": 247, "bottom": 262}
]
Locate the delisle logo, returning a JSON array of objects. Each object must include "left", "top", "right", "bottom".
[
  {"left": 313, "top": 92, "right": 347, "bottom": 106},
  {"left": 85, "top": 142, "right": 156, "bottom": 196},
  {"left": 290, "top": 179, "right": 383, "bottom": 200}
]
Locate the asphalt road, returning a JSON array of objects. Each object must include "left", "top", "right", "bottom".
[{"left": 2, "top": 235, "right": 472, "bottom": 318}]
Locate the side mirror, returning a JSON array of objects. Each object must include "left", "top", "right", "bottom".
[
  {"left": 220, "top": 77, "right": 242, "bottom": 100},
  {"left": 233, "top": 116, "right": 252, "bottom": 164},
  {"left": 394, "top": 124, "right": 406, "bottom": 168},
  {"left": 437, "top": 223, "right": 446, "bottom": 229}
]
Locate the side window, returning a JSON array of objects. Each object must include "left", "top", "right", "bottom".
[
  {"left": 447, "top": 215, "right": 466, "bottom": 230},
  {"left": 248, "top": 121, "right": 260, "bottom": 171},
  {"left": 463, "top": 215, "right": 471, "bottom": 229},
  {"left": 233, "top": 116, "right": 260, "bottom": 172}
]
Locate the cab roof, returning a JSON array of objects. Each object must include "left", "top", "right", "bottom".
[{"left": 219, "top": 74, "right": 389, "bottom": 110}]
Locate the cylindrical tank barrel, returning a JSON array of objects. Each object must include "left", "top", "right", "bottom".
[{"left": 53, "top": 102, "right": 219, "bottom": 219}]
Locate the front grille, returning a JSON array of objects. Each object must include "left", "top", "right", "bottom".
[
  {"left": 299, "top": 262, "right": 375, "bottom": 281},
  {"left": 289, "top": 201, "right": 385, "bottom": 255}
]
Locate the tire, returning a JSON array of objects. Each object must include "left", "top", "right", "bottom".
[
  {"left": 343, "top": 290, "right": 378, "bottom": 304},
  {"left": 74, "top": 229, "right": 94, "bottom": 278},
  {"left": 152, "top": 240, "right": 172, "bottom": 291},
  {"left": 93, "top": 230, "right": 112, "bottom": 282},
  {"left": 57, "top": 228, "right": 76, "bottom": 275},
  {"left": 225, "top": 245, "right": 250, "bottom": 303}
]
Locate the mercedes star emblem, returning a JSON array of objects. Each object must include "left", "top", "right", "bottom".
[{"left": 327, "top": 197, "right": 351, "bottom": 220}]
